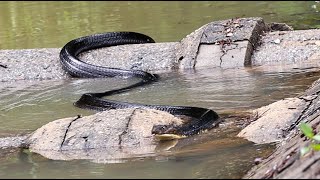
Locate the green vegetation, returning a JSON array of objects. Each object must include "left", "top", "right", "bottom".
[{"left": 299, "top": 122, "right": 320, "bottom": 156}]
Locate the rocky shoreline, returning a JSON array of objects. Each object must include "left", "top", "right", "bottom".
[{"left": 242, "top": 77, "right": 320, "bottom": 179}]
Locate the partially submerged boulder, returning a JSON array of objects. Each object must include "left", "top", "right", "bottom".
[
  {"left": 237, "top": 97, "right": 307, "bottom": 144},
  {"left": 239, "top": 70, "right": 320, "bottom": 178},
  {"left": 25, "top": 108, "right": 184, "bottom": 162}
]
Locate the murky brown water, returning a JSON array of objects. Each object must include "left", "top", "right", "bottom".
[{"left": 1, "top": 1, "right": 320, "bottom": 179}]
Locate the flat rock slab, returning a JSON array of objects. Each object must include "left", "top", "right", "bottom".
[
  {"left": 0, "top": 17, "right": 269, "bottom": 82},
  {"left": 177, "top": 17, "right": 267, "bottom": 69},
  {"left": 0, "top": 136, "right": 29, "bottom": 149},
  {"left": 0, "top": 43, "right": 178, "bottom": 82},
  {"left": 252, "top": 29, "right": 320, "bottom": 66},
  {"left": 0, "top": 48, "right": 68, "bottom": 82},
  {"left": 79, "top": 42, "right": 179, "bottom": 73},
  {"left": 1, "top": 17, "right": 320, "bottom": 83},
  {"left": 26, "top": 108, "right": 184, "bottom": 162}
]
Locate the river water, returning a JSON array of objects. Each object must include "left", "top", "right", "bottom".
[
  {"left": 0, "top": 1, "right": 320, "bottom": 179},
  {"left": 0, "top": 1, "right": 319, "bottom": 49}
]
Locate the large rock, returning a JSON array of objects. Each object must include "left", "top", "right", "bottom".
[
  {"left": 237, "top": 98, "right": 307, "bottom": 144},
  {"left": 0, "top": 17, "right": 269, "bottom": 82},
  {"left": 177, "top": 17, "right": 268, "bottom": 69},
  {"left": 1, "top": 17, "right": 319, "bottom": 82},
  {"left": 252, "top": 29, "right": 320, "bottom": 66},
  {"left": 241, "top": 69, "right": 320, "bottom": 179},
  {"left": 25, "top": 108, "right": 184, "bottom": 162}
]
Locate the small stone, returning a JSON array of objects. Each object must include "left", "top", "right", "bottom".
[
  {"left": 226, "top": 33, "right": 233, "bottom": 37},
  {"left": 274, "top": 39, "right": 281, "bottom": 44},
  {"left": 254, "top": 157, "right": 263, "bottom": 165}
]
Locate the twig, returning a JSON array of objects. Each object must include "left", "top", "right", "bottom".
[{"left": 0, "top": 63, "right": 7, "bottom": 68}]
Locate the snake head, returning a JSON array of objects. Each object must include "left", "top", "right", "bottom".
[{"left": 151, "top": 124, "right": 179, "bottom": 135}]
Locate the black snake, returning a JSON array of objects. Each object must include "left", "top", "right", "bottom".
[{"left": 59, "top": 32, "right": 220, "bottom": 137}]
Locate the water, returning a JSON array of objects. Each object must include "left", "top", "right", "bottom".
[
  {"left": 0, "top": 1, "right": 319, "bottom": 49},
  {"left": 0, "top": 1, "right": 320, "bottom": 179},
  {"left": 0, "top": 140, "right": 274, "bottom": 179},
  {"left": 1, "top": 68, "right": 319, "bottom": 133}
]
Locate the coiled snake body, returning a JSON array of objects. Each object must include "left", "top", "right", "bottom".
[{"left": 59, "top": 32, "right": 220, "bottom": 137}]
